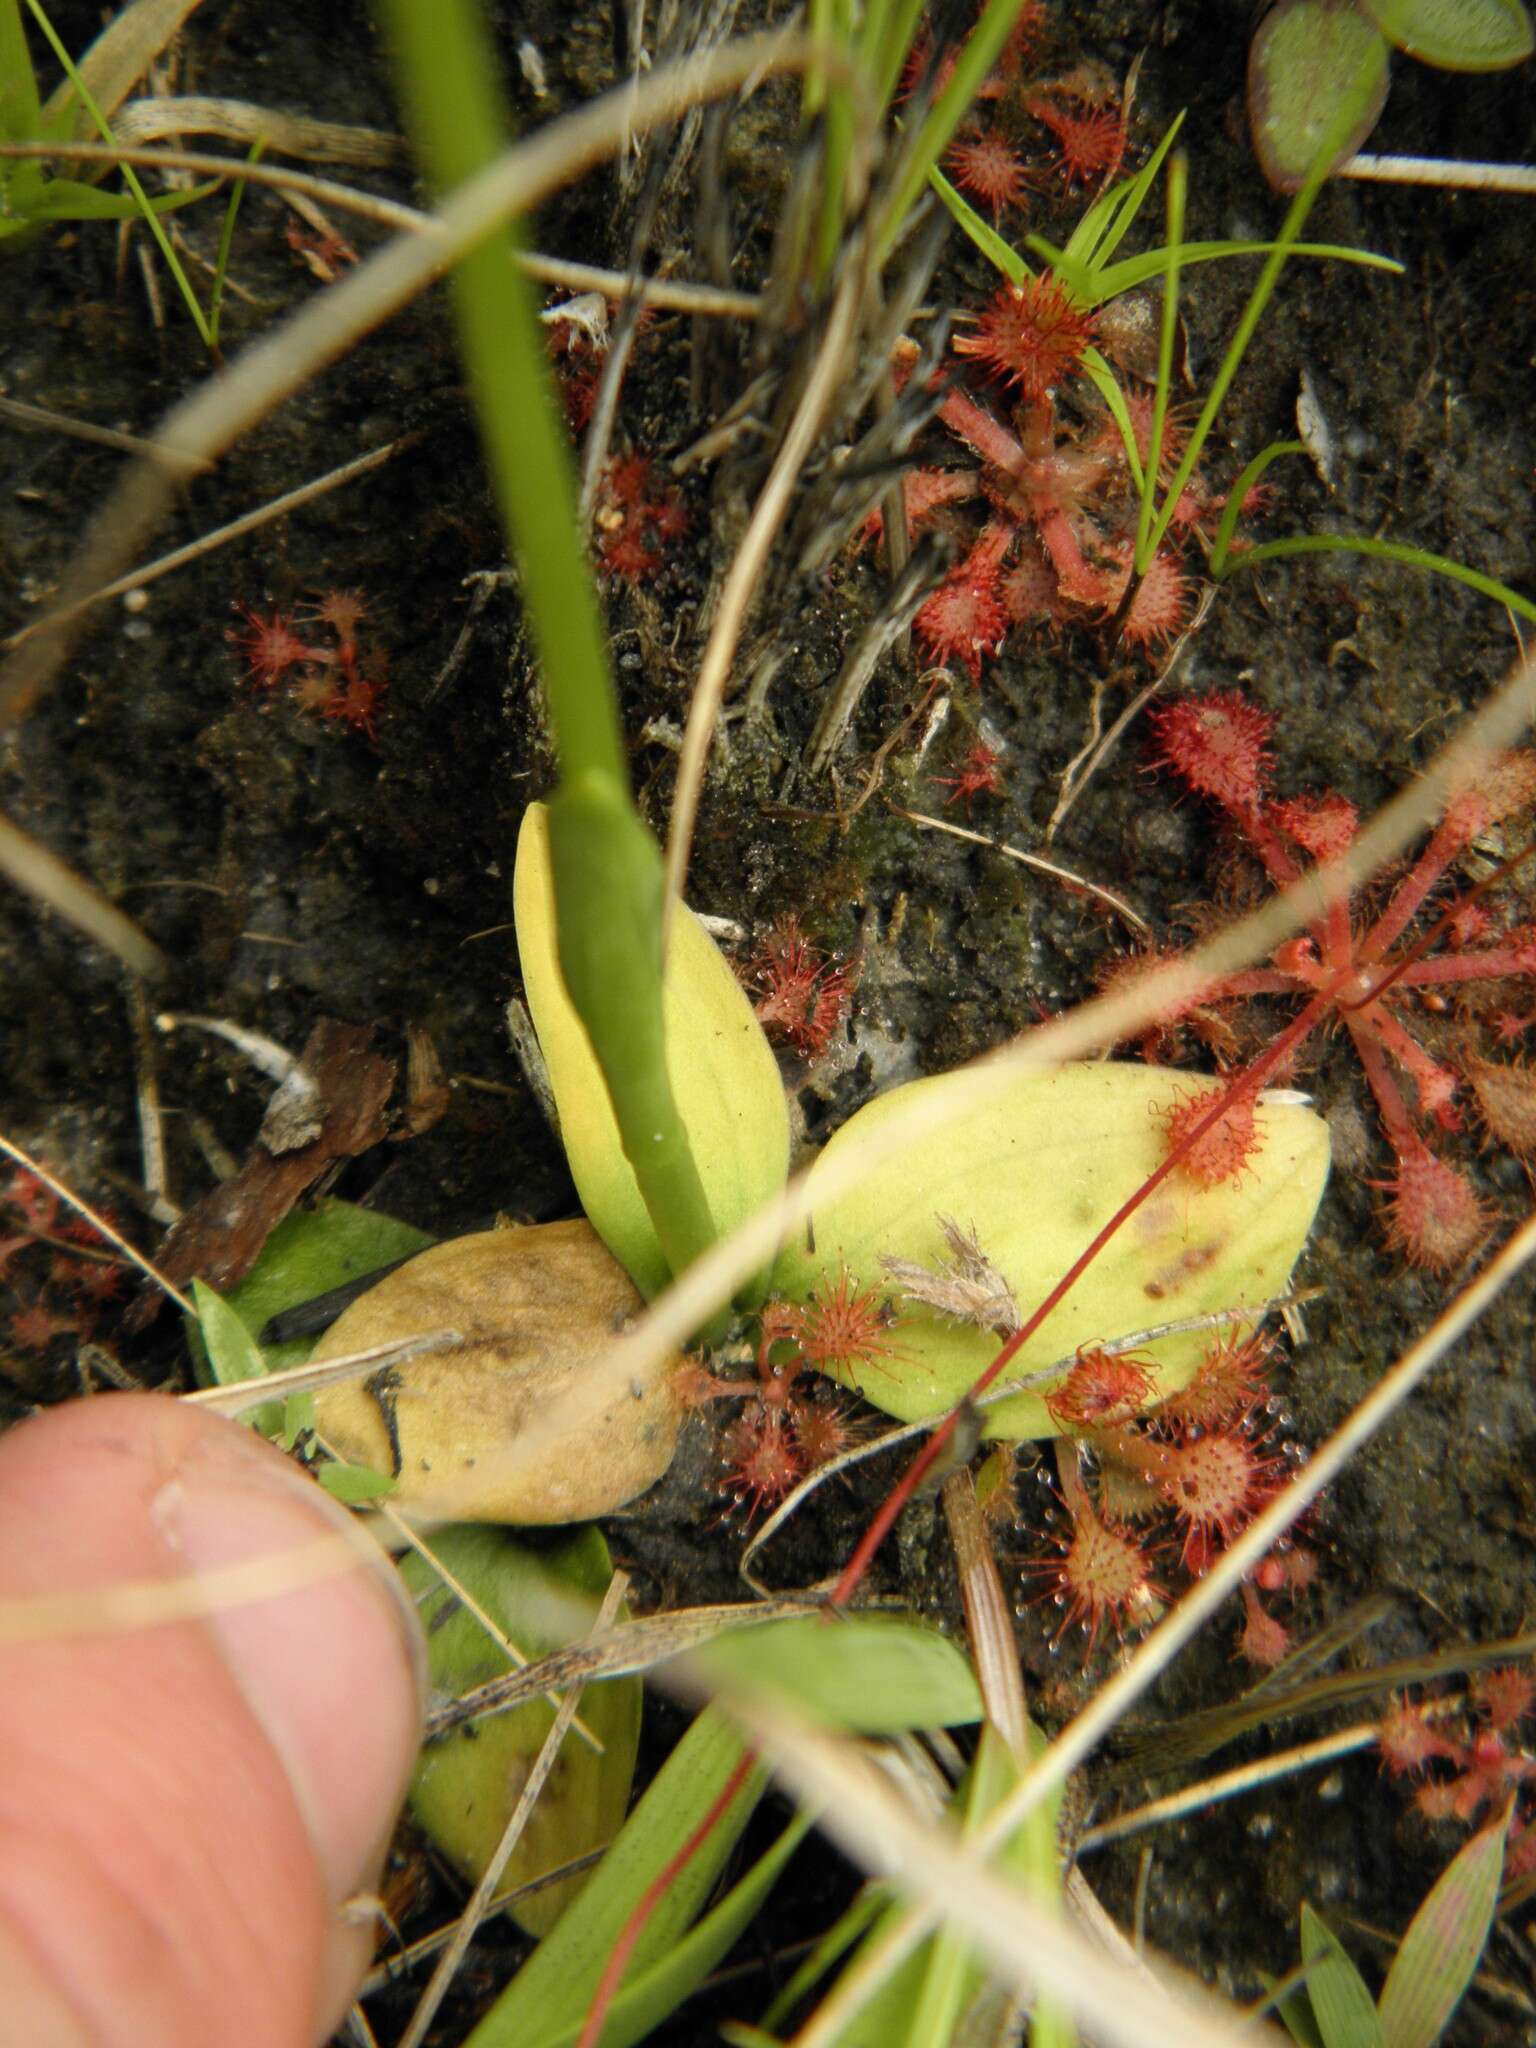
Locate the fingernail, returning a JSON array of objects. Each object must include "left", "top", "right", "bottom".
[{"left": 156, "top": 1444, "right": 425, "bottom": 1906}]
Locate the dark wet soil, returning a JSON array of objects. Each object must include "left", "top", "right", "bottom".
[{"left": 4, "top": 0, "right": 1536, "bottom": 2040}]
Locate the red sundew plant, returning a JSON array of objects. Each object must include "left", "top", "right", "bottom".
[
  {"left": 592, "top": 452, "right": 688, "bottom": 584},
  {"left": 1139, "top": 689, "right": 1536, "bottom": 1267},
  {"left": 1024, "top": 1321, "right": 1306, "bottom": 1664},
  {"left": 0, "top": 1169, "right": 127, "bottom": 1357},
  {"left": 745, "top": 916, "right": 857, "bottom": 1060},
  {"left": 880, "top": 336, "right": 1213, "bottom": 676},
  {"left": 932, "top": 737, "right": 1008, "bottom": 813},
  {"left": 1378, "top": 1670, "right": 1536, "bottom": 1878},
  {"left": 228, "top": 588, "right": 388, "bottom": 738}
]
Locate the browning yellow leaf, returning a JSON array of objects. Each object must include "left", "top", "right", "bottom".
[
  {"left": 769, "top": 1063, "right": 1330, "bottom": 1437},
  {"left": 310, "top": 1221, "right": 682, "bottom": 1521}
]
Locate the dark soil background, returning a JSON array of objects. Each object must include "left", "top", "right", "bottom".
[{"left": 3, "top": 0, "right": 1536, "bottom": 2040}]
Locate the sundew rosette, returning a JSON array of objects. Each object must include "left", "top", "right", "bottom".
[{"left": 768, "top": 1062, "right": 1330, "bottom": 1439}]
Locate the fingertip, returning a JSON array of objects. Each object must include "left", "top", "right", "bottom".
[{"left": 0, "top": 1394, "right": 425, "bottom": 2048}]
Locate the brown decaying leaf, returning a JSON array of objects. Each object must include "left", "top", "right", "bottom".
[{"left": 127, "top": 1018, "right": 395, "bottom": 1329}]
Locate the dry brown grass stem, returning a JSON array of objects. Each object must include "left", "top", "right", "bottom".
[
  {"left": 1077, "top": 1724, "right": 1381, "bottom": 1851},
  {"left": 661, "top": 253, "right": 868, "bottom": 933},
  {"left": 0, "top": 140, "right": 764, "bottom": 314}
]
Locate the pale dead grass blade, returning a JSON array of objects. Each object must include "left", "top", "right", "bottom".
[
  {"left": 397, "top": 1568, "right": 631, "bottom": 2048},
  {"left": 181, "top": 1328, "right": 465, "bottom": 1413},
  {"left": 1078, "top": 1724, "right": 1381, "bottom": 1852},
  {"left": 724, "top": 1694, "right": 1274, "bottom": 2048},
  {"left": 889, "top": 802, "right": 1151, "bottom": 934},
  {"left": 0, "top": 812, "right": 165, "bottom": 980},
  {"left": 423, "top": 1592, "right": 827, "bottom": 1739},
  {"left": 661, "top": 254, "right": 867, "bottom": 932},
  {"left": 2, "top": 440, "right": 406, "bottom": 652},
  {"left": 0, "top": 1527, "right": 374, "bottom": 1645}
]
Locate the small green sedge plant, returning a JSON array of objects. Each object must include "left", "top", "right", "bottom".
[
  {"left": 0, "top": 0, "right": 230, "bottom": 348},
  {"left": 1272, "top": 1806, "right": 1510, "bottom": 2048}
]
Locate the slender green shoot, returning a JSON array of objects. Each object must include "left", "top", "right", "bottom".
[
  {"left": 875, "top": 0, "right": 1035, "bottom": 264},
  {"left": 1220, "top": 530, "right": 1536, "bottom": 626},
  {"left": 1208, "top": 439, "right": 1305, "bottom": 572},
  {"left": 1134, "top": 148, "right": 1184, "bottom": 571},
  {"left": 1137, "top": 33, "right": 1388, "bottom": 564},
  {"left": 207, "top": 136, "right": 262, "bottom": 356},
  {"left": 22, "top": 0, "right": 214, "bottom": 349},
  {"left": 375, "top": 0, "right": 720, "bottom": 1292}
]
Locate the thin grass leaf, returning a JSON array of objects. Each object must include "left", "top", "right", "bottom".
[
  {"left": 760, "top": 1888, "right": 885, "bottom": 2030},
  {"left": 876, "top": 0, "right": 1034, "bottom": 261},
  {"left": 929, "top": 161, "right": 1028, "bottom": 284},
  {"left": 1209, "top": 440, "right": 1305, "bottom": 574},
  {"left": 1056, "top": 113, "right": 1185, "bottom": 277},
  {"left": 22, "top": 0, "right": 213, "bottom": 347},
  {"left": 1300, "top": 1905, "right": 1385, "bottom": 2048},
  {"left": 463, "top": 1709, "right": 783, "bottom": 2048},
  {"left": 1218, "top": 533, "right": 1536, "bottom": 626},
  {"left": 688, "top": 1613, "right": 982, "bottom": 1732},
  {"left": 1079, "top": 349, "right": 1144, "bottom": 494},
  {"left": 1377, "top": 1807, "right": 1510, "bottom": 2048}
]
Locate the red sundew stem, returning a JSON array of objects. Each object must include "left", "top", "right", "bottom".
[
  {"left": 573, "top": 1750, "right": 756, "bottom": 2048},
  {"left": 827, "top": 995, "right": 1332, "bottom": 1609},
  {"left": 1394, "top": 947, "right": 1536, "bottom": 988},
  {"left": 1349, "top": 1022, "right": 1421, "bottom": 1161},
  {"left": 1359, "top": 1006, "right": 1456, "bottom": 1113},
  {"left": 1361, "top": 814, "right": 1472, "bottom": 961}
]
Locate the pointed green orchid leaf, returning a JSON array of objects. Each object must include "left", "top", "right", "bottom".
[
  {"left": 401, "top": 1523, "right": 640, "bottom": 1940},
  {"left": 514, "top": 800, "right": 789, "bottom": 1305}
]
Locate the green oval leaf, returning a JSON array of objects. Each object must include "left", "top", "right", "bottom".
[
  {"left": 1301, "top": 1905, "right": 1386, "bottom": 2048},
  {"left": 1247, "top": 0, "right": 1390, "bottom": 192},
  {"left": 690, "top": 1614, "right": 983, "bottom": 1732},
  {"left": 401, "top": 1524, "right": 641, "bottom": 1939},
  {"left": 1360, "top": 0, "right": 1533, "bottom": 65}
]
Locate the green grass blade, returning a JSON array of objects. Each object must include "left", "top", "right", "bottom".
[
  {"left": 1059, "top": 111, "right": 1185, "bottom": 275},
  {"left": 1135, "top": 148, "right": 1184, "bottom": 570},
  {"left": 1079, "top": 349, "right": 1144, "bottom": 494},
  {"left": 0, "top": 0, "right": 44, "bottom": 216},
  {"left": 464, "top": 1710, "right": 774, "bottom": 2048},
  {"left": 1208, "top": 440, "right": 1304, "bottom": 574},
  {"left": 378, "top": 0, "right": 720, "bottom": 1289},
  {"left": 1141, "top": 28, "right": 1389, "bottom": 563},
  {"left": 876, "top": 0, "right": 1035, "bottom": 263},
  {"left": 1377, "top": 1808, "right": 1510, "bottom": 2048},
  {"left": 22, "top": 0, "right": 212, "bottom": 347},
  {"left": 209, "top": 138, "right": 262, "bottom": 352},
  {"left": 929, "top": 161, "right": 1029, "bottom": 283},
  {"left": 1300, "top": 1905, "right": 1386, "bottom": 2048},
  {"left": 1216, "top": 532, "right": 1536, "bottom": 625}
]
